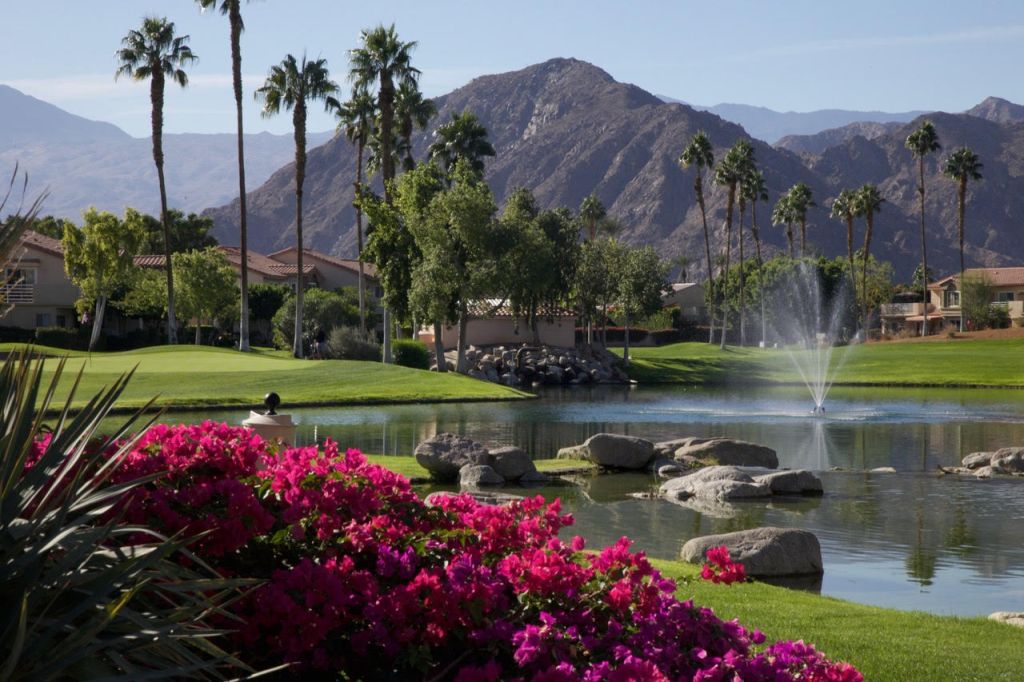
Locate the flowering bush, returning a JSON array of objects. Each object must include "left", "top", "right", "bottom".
[
  {"left": 76, "top": 422, "right": 861, "bottom": 680},
  {"left": 700, "top": 545, "right": 748, "bottom": 585}
]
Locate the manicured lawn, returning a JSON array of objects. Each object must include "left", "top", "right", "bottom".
[
  {"left": 1, "top": 344, "right": 529, "bottom": 411},
  {"left": 624, "top": 338, "right": 1024, "bottom": 387},
  {"left": 365, "top": 454, "right": 596, "bottom": 481},
  {"left": 653, "top": 559, "right": 1024, "bottom": 681}
]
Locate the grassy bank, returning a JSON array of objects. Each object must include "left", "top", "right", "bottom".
[
  {"left": 1, "top": 344, "right": 529, "bottom": 411},
  {"left": 624, "top": 338, "right": 1024, "bottom": 387},
  {"left": 653, "top": 559, "right": 1024, "bottom": 680},
  {"left": 364, "top": 454, "right": 596, "bottom": 481}
]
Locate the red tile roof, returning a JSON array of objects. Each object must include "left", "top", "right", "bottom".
[
  {"left": 217, "top": 246, "right": 313, "bottom": 278},
  {"left": 466, "top": 298, "right": 574, "bottom": 319},
  {"left": 268, "top": 246, "right": 378, "bottom": 278},
  {"left": 20, "top": 230, "right": 63, "bottom": 257},
  {"left": 930, "top": 268, "right": 1024, "bottom": 288}
]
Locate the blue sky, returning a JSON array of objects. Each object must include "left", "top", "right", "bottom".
[{"left": 4, "top": 0, "right": 1024, "bottom": 137}]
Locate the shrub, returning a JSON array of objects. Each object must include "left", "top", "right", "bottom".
[
  {"left": 328, "top": 325, "right": 380, "bottom": 361},
  {"left": 272, "top": 287, "right": 361, "bottom": 350},
  {"left": 393, "top": 338, "right": 430, "bottom": 369},
  {"left": 34, "top": 325, "right": 90, "bottom": 350}
]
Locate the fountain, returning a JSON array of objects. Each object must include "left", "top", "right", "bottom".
[{"left": 769, "top": 262, "right": 856, "bottom": 414}]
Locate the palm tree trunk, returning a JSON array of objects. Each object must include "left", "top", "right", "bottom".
[
  {"left": 456, "top": 301, "right": 469, "bottom": 373},
  {"left": 292, "top": 103, "right": 306, "bottom": 358},
  {"left": 89, "top": 296, "right": 106, "bottom": 352},
  {"left": 752, "top": 201, "right": 766, "bottom": 348},
  {"left": 918, "top": 156, "right": 929, "bottom": 336},
  {"left": 195, "top": 322, "right": 201, "bottom": 345},
  {"left": 150, "top": 71, "right": 177, "bottom": 345},
  {"left": 739, "top": 201, "right": 746, "bottom": 346},
  {"left": 786, "top": 223, "right": 794, "bottom": 257},
  {"left": 433, "top": 320, "right": 446, "bottom": 372},
  {"left": 800, "top": 218, "right": 807, "bottom": 256},
  {"left": 383, "top": 308, "right": 393, "bottom": 363},
  {"left": 958, "top": 177, "right": 966, "bottom": 333},
  {"left": 846, "top": 216, "right": 857, "bottom": 331},
  {"left": 380, "top": 76, "right": 395, "bottom": 202},
  {"left": 862, "top": 217, "right": 874, "bottom": 335},
  {"left": 230, "top": 3, "right": 250, "bottom": 352},
  {"left": 719, "top": 184, "right": 736, "bottom": 349},
  {"left": 623, "top": 312, "right": 631, "bottom": 366},
  {"left": 355, "top": 146, "right": 366, "bottom": 333},
  {"left": 696, "top": 175, "right": 716, "bottom": 344}
]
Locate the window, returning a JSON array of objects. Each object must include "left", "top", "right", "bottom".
[
  {"left": 35, "top": 313, "right": 52, "bottom": 328},
  {"left": 56, "top": 314, "right": 67, "bottom": 328},
  {"left": 997, "top": 292, "right": 1015, "bottom": 303},
  {"left": 5, "top": 267, "right": 36, "bottom": 284},
  {"left": 943, "top": 290, "right": 960, "bottom": 307}
]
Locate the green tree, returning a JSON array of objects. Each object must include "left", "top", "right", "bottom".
[
  {"left": 713, "top": 140, "right": 752, "bottom": 348},
  {"left": 115, "top": 17, "right": 197, "bottom": 345},
  {"left": 25, "top": 215, "right": 72, "bottom": 240},
  {"left": 427, "top": 110, "right": 496, "bottom": 180},
  {"left": 830, "top": 189, "right": 860, "bottom": 323},
  {"left": 743, "top": 169, "right": 770, "bottom": 347},
  {"left": 772, "top": 194, "right": 797, "bottom": 257},
  {"left": 255, "top": 54, "right": 339, "bottom": 358},
  {"left": 175, "top": 248, "right": 237, "bottom": 344},
  {"left": 856, "top": 183, "right": 885, "bottom": 334},
  {"left": 124, "top": 207, "right": 217, "bottom": 254},
  {"left": 62, "top": 209, "right": 144, "bottom": 350},
  {"left": 734, "top": 152, "right": 759, "bottom": 346},
  {"left": 395, "top": 80, "right": 436, "bottom": 171},
  {"left": 616, "top": 246, "right": 669, "bottom": 365},
  {"left": 679, "top": 131, "right": 716, "bottom": 343},
  {"left": 905, "top": 120, "right": 941, "bottom": 335},
  {"left": 787, "top": 182, "right": 816, "bottom": 256},
  {"left": 334, "top": 86, "right": 377, "bottom": 332},
  {"left": 196, "top": 0, "right": 253, "bottom": 351},
  {"left": 961, "top": 273, "right": 997, "bottom": 330},
  {"left": 272, "top": 287, "right": 362, "bottom": 351},
  {"left": 578, "top": 193, "right": 606, "bottom": 242},
  {"left": 942, "top": 146, "right": 983, "bottom": 331}
]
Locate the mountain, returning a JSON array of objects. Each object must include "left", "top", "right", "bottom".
[
  {"left": 775, "top": 121, "right": 903, "bottom": 156},
  {"left": 965, "top": 96, "right": 1024, "bottom": 124},
  {"left": 657, "top": 96, "right": 925, "bottom": 143},
  {"left": 0, "top": 84, "right": 332, "bottom": 218}
]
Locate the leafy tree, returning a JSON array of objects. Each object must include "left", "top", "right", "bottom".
[
  {"left": 62, "top": 209, "right": 145, "bottom": 350},
  {"left": 787, "top": 182, "right": 815, "bottom": 256},
  {"left": 616, "top": 246, "right": 669, "bottom": 365},
  {"left": 196, "top": 0, "right": 254, "bottom": 351},
  {"left": 26, "top": 215, "right": 73, "bottom": 240},
  {"left": 395, "top": 80, "right": 436, "bottom": 171},
  {"left": 272, "top": 287, "right": 361, "bottom": 351},
  {"left": 334, "top": 86, "right": 377, "bottom": 333},
  {"left": 573, "top": 238, "right": 623, "bottom": 349},
  {"left": 742, "top": 168, "right": 770, "bottom": 347},
  {"left": 856, "top": 183, "right": 884, "bottom": 334},
  {"left": 116, "top": 16, "right": 197, "bottom": 345},
  {"left": 905, "top": 120, "right": 941, "bottom": 335},
  {"left": 962, "top": 273, "right": 997, "bottom": 330},
  {"left": 175, "top": 248, "right": 237, "bottom": 344},
  {"left": 771, "top": 193, "right": 797, "bottom": 257},
  {"left": 124, "top": 208, "right": 217, "bottom": 254},
  {"left": 679, "top": 131, "right": 716, "bottom": 343},
  {"left": 361, "top": 190, "right": 418, "bottom": 351},
  {"left": 248, "top": 283, "right": 290, "bottom": 322},
  {"left": 427, "top": 111, "right": 496, "bottom": 180},
  {"left": 942, "top": 146, "right": 983, "bottom": 331},
  {"left": 255, "top": 54, "right": 339, "bottom": 358},
  {"left": 911, "top": 264, "right": 935, "bottom": 290},
  {"left": 713, "top": 140, "right": 752, "bottom": 348}
]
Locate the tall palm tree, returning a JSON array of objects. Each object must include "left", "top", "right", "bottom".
[
  {"left": 395, "top": 81, "right": 436, "bottom": 171},
  {"left": 713, "top": 140, "right": 752, "bottom": 349},
  {"left": 348, "top": 23, "right": 420, "bottom": 202},
  {"left": 733, "top": 155, "right": 757, "bottom": 347},
  {"left": 942, "top": 146, "right": 983, "bottom": 332},
  {"left": 428, "top": 111, "right": 496, "bottom": 180},
  {"left": 679, "top": 132, "right": 716, "bottom": 343},
  {"left": 196, "top": 0, "right": 253, "bottom": 351},
  {"left": 787, "top": 182, "right": 816, "bottom": 255},
  {"left": 255, "top": 54, "right": 339, "bottom": 358},
  {"left": 334, "top": 87, "right": 377, "bottom": 333},
  {"left": 743, "top": 169, "right": 769, "bottom": 347},
  {"left": 856, "top": 184, "right": 885, "bottom": 335},
  {"left": 577, "top": 193, "right": 606, "bottom": 242},
  {"left": 772, "top": 194, "right": 796, "bottom": 257},
  {"left": 115, "top": 17, "right": 196, "bottom": 345},
  {"left": 830, "top": 189, "right": 860, "bottom": 320},
  {"left": 905, "top": 120, "right": 941, "bottom": 335}
]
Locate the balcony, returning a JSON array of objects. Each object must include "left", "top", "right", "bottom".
[
  {"left": 0, "top": 282, "right": 34, "bottom": 304},
  {"left": 880, "top": 302, "right": 923, "bottom": 317}
]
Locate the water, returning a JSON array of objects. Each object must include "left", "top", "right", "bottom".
[{"left": 166, "top": 384, "right": 1024, "bottom": 617}]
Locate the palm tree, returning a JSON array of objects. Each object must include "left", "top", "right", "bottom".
[
  {"left": 395, "top": 81, "right": 436, "bottom": 171},
  {"left": 679, "top": 132, "right": 716, "bottom": 343},
  {"left": 196, "top": 0, "right": 252, "bottom": 351},
  {"left": 942, "top": 146, "right": 983, "bottom": 332},
  {"left": 734, "top": 155, "right": 758, "bottom": 346},
  {"left": 115, "top": 17, "right": 197, "bottom": 345},
  {"left": 743, "top": 169, "right": 769, "bottom": 347},
  {"left": 334, "top": 87, "right": 377, "bottom": 333},
  {"left": 428, "top": 111, "right": 496, "bottom": 180},
  {"left": 713, "top": 140, "right": 752, "bottom": 349},
  {"left": 856, "top": 184, "right": 885, "bottom": 335},
  {"left": 577, "top": 193, "right": 606, "bottom": 242},
  {"left": 348, "top": 23, "right": 420, "bottom": 202},
  {"left": 788, "top": 182, "right": 816, "bottom": 255},
  {"left": 255, "top": 54, "right": 339, "bottom": 358},
  {"left": 772, "top": 194, "right": 796, "bottom": 257},
  {"left": 830, "top": 189, "right": 860, "bottom": 320},
  {"left": 905, "top": 120, "right": 941, "bottom": 335}
]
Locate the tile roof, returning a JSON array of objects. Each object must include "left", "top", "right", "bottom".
[
  {"left": 929, "top": 268, "right": 1024, "bottom": 289},
  {"left": 466, "top": 298, "right": 574, "bottom": 319},
  {"left": 20, "top": 230, "right": 63, "bottom": 256},
  {"left": 217, "top": 246, "right": 312, "bottom": 278},
  {"left": 268, "top": 246, "right": 378, "bottom": 278}
]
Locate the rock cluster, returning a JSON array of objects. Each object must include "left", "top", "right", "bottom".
[
  {"left": 413, "top": 433, "right": 549, "bottom": 487},
  {"left": 558, "top": 434, "right": 781, "bottom": 473},
  {"left": 943, "top": 447, "right": 1024, "bottom": 478},
  {"left": 681, "top": 527, "right": 824, "bottom": 577},
  {"left": 437, "top": 345, "right": 630, "bottom": 387},
  {"left": 659, "top": 466, "right": 823, "bottom": 502}
]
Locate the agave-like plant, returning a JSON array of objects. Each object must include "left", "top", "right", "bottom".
[{"left": 0, "top": 351, "right": 251, "bottom": 680}]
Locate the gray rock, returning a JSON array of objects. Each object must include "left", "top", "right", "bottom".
[
  {"left": 962, "top": 451, "right": 994, "bottom": 469},
  {"left": 518, "top": 470, "right": 552, "bottom": 485},
  {"left": 584, "top": 433, "right": 655, "bottom": 470},
  {"left": 988, "top": 612, "right": 1024, "bottom": 628},
  {"left": 658, "top": 463, "right": 687, "bottom": 477},
  {"left": 557, "top": 444, "right": 589, "bottom": 460},
  {"left": 674, "top": 438, "right": 778, "bottom": 469},
  {"left": 459, "top": 464, "right": 505, "bottom": 487},
  {"left": 974, "top": 465, "right": 1003, "bottom": 479},
  {"left": 869, "top": 467, "right": 897, "bottom": 473},
  {"left": 424, "top": 490, "right": 523, "bottom": 507},
  {"left": 991, "top": 447, "right": 1024, "bottom": 473},
  {"left": 654, "top": 437, "right": 700, "bottom": 458},
  {"left": 659, "top": 466, "right": 772, "bottom": 501},
  {"left": 414, "top": 432, "right": 491, "bottom": 482},
  {"left": 491, "top": 446, "right": 537, "bottom": 480},
  {"left": 754, "top": 469, "right": 823, "bottom": 495},
  {"left": 681, "top": 527, "right": 824, "bottom": 576}
]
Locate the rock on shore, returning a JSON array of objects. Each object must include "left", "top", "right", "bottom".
[{"left": 681, "top": 527, "right": 824, "bottom": 577}]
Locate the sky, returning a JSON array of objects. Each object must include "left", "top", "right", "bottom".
[{"left": 4, "top": 0, "right": 1024, "bottom": 137}]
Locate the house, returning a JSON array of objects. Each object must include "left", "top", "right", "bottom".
[
  {"left": 267, "top": 246, "right": 381, "bottom": 298},
  {"left": 1, "top": 231, "right": 79, "bottom": 329},
  {"left": 662, "top": 282, "right": 705, "bottom": 321},
  {"left": 881, "top": 267, "right": 1024, "bottom": 334},
  {"left": 418, "top": 299, "right": 577, "bottom": 350}
]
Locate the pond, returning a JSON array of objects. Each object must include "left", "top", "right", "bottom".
[{"left": 168, "top": 384, "right": 1024, "bottom": 617}]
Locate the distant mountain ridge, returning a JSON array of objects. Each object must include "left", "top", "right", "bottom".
[{"left": 0, "top": 84, "right": 332, "bottom": 218}]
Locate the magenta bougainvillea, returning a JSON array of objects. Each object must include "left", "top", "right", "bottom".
[
  {"left": 59, "top": 422, "right": 861, "bottom": 680},
  {"left": 700, "top": 545, "right": 748, "bottom": 586}
]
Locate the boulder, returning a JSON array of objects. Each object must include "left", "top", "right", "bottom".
[
  {"left": 991, "top": 447, "right": 1024, "bottom": 473},
  {"left": 459, "top": 464, "right": 505, "bottom": 487},
  {"left": 490, "top": 446, "right": 537, "bottom": 480},
  {"left": 557, "top": 444, "right": 589, "bottom": 460},
  {"left": 869, "top": 467, "right": 897, "bottom": 473},
  {"left": 660, "top": 466, "right": 772, "bottom": 501},
  {"left": 988, "top": 612, "right": 1024, "bottom": 629},
  {"left": 974, "top": 465, "right": 1002, "bottom": 479},
  {"left": 583, "top": 433, "right": 655, "bottom": 470},
  {"left": 962, "top": 451, "right": 994, "bottom": 469},
  {"left": 754, "top": 470, "right": 823, "bottom": 495},
  {"left": 680, "top": 527, "right": 824, "bottom": 576},
  {"left": 414, "top": 433, "right": 491, "bottom": 482},
  {"left": 518, "top": 470, "right": 552, "bottom": 485},
  {"left": 654, "top": 437, "right": 701, "bottom": 458},
  {"left": 674, "top": 438, "right": 778, "bottom": 469},
  {"left": 425, "top": 490, "right": 523, "bottom": 507}
]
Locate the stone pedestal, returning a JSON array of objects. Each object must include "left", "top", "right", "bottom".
[{"left": 242, "top": 411, "right": 296, "bottom": 445}]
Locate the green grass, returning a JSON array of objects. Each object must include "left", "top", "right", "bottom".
[
  {"left": 364, "top": 454, "right": 596, "bottom": 480},
  {"left": 624, "top": 339, "right": 1024, "bottom": 387},
  {"left": 0, "top": 344, "right": 530, "bottom": 411},
  {"left": 653, "top": 559, "right": 1024, "bottom": 681}
]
